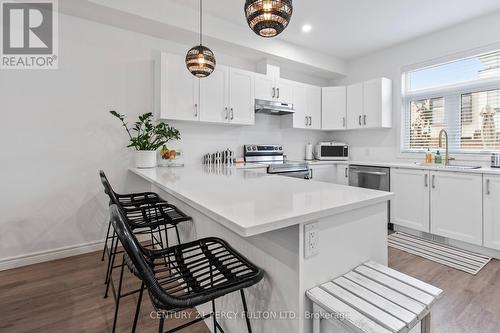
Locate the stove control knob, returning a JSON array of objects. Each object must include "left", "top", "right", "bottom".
[
  {"left": 279, "top": 146, "right": 283, "bottom": 150},
  {"left": 252, "top": 146, "right": 257, "bottom": 151}
]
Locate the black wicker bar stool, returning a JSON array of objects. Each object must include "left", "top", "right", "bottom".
[
  {"left": 109, "top": 204, "right": 264, "bottom": 333},
  {"left": 99, "top": 170, "right": 164, "bottom": 262},
  {"left": 99, "top": 171, "right": 192, "bottom": 299}
]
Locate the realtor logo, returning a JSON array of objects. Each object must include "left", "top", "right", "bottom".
[{"left": 1, "top": 0, "right": 58, "bottom": 69}]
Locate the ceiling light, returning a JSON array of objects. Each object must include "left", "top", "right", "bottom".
[
  {"left": 302, "top": 24, "right": 312, "bottom": 33},
  {"left": 244, "top": 0, "right": 293, "bottom": 38},
  {"left": 186, "top": 0, "right": 216, "bottom": 78}
]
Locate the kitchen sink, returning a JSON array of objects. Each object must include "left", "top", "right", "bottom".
[{"left": 414, "top": 163, "right": 482, "bottom": 170}]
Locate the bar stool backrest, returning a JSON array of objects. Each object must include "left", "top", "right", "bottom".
[
  {"left": 109, "top": 204, "right": 190, "bottom": 310},
  {"left": 99, "top": 170, "right": 120, "bottom": 205}
]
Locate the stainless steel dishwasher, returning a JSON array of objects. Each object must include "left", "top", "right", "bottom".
[{"left": 349, "top": 165, "right": 391, "bottom": 227}]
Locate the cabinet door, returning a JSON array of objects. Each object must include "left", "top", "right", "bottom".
[
  {"left": 430, "top": 171, "right": 483, "bottom": 245},
  {"left": 390, "top": 168, "right": 430, "bottom": 232},
  {"left": 255, "top": 73, "right": 274, "bottom": 101},
  {"left": 292, "top": 83, "right": 309, "bottom": 129},
  {"left": 336, "top": 164, "right": 349, "bottom": 185},
  {"left": 229, "top": 68, "right": 255, "bottom": 125},
  {"left": 307, "top": 85, "right": 322, "bottom": 129},
  {"left": 161, "top": 53, "right": 199, "bottom": 121},
  {"left": 309, "top": 165, "right": 336, "bottom": 183},
  {"left": 199, "top": 65, "right": 229, "bottom": 123},
  {"left": 322, "top": 87, "right": 347, "bottom": 130},
  {"left": 346, "top": 82, "right": 363, "bottom": 129},
  {"left": 276, "top": 78, "right": 294, "bottom": 103},
  {"left": 484, "top": 175, "right": 500, "bottom": 250},
  {"left": 363, "top": 78, "right": 392, "bottom": 128}
]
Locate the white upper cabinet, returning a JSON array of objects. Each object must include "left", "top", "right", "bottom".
[
  {"left": 276, "top": 78, "right": 294, "bottom": 103},
  {"left": 200, "top": 65, "right": 229, "bottom": 123},
  {"left": 430, "top": 171, "right": 483, "bottom": 246},
  {"left": 322, "top": 87, "right": 347, "bottom": 130},
  {"left": 346, "top": 82, "right": 364, "bottom": 129},
  {"left": 363, "top": 78, "right": 392, "bottom": 128},
  {"left": 160, "top": 53, "right": 254, "bottom": 125},
  {"left": 483, "top": 175, "right": 500, "bottom": 250},
  {"left": 285, "top": 83, "right": 321, "bottom": 130},
  {"left": 345, "top": 78, "right": 392, "bottom": 130},
  {"left": 160, "top": 53, "right": 199, "bottom": 121},
  {"left": 390, "top": 168, "right": 430, "bottom": 232},
  {"left": 255, "top": 73, "right": 275, "bottom": 101},
  {"left": 229, "top": 68, "right": 255, "bottom": 125}
]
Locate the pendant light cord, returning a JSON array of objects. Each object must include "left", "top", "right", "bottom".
[{"left": 199, "top": 0, "right": 203, "bottom": 45}]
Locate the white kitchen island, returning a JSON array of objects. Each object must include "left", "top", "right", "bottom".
[{"left": 130, "top": 165, "right": 393, "bottom": 333}]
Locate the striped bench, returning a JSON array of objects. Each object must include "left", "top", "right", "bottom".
[{"left": 306, "top": 261, "right": 443, "bottom": 333}]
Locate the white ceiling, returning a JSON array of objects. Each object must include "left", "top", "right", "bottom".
[{"left": 169, "top": 0, "right": 500, "bottom": 59}]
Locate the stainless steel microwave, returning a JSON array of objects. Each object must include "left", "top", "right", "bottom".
[{"left": 314, "top": 142, "right": 349, "bottom": 160}]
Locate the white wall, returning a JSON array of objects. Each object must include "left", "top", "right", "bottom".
[
  {"left": 331, "top": 10, "right": 500, "bottom": 163},
  {"left": 0, "top": 14, "right": 330, "bottom": 268}
]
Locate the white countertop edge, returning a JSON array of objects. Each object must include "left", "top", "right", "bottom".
[
  {"left": 349, "top": 161, "right": 500, "bottom": 175},
  {"left": 129, "top": 168, "right": 393, "bottom": 237}
]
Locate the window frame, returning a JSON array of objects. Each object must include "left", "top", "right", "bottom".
[{"left": 401, "top": 65, "right": 500, "bottom": 155}]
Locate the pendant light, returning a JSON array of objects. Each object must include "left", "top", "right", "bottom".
[
  {"left": 186, "top": 0, "right": 216, "bottom": 78},
  {"left": 244, "top": 0, "right": 293, "bottom": 38}
]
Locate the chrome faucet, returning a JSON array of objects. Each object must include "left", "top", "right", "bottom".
[{"left": 438, "top": 129, "right": 454, "bottom": 165}]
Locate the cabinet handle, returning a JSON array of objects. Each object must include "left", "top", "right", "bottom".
[
  {"left": 309, "top": 116, "right": 312, "bottom": 126},
  {"left": 345, "top": 167, "right": 348, "bottom": 178},
  {"left": 230, "top": 108, "right": 234, "bottom": 120},
  {"left": 305, "top": 116, "right": 308, "bottom": 126},
  {"left": 359, "top": 115, "right": 362, "bottom": 126},
  {"left": 431, "top": 175, "right": 436, "bottom": 189},
  {"left": 486, "top": 179, "right": 491, "bottom": 195},
  {"left": 225, "top": 107, "right": 228, "bottom": 120},
  {"left": 194, "top": 103, "right": 198, "bottom": 117},
  {"left": 424, "top": 174, "right": 428, "bottom": 187},
  {"left": 272, "top": 87, "right": 276, "bottom": 98},
  {"left": 277, "top": 88, "right": 280, "bottom": 99},
  {"left": 342, "top": 117, "right": 346, "bottom": 128},
  {"left": 363, "top": 115, "right": 367, "bottom": 125}
]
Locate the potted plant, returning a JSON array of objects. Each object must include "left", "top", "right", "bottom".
[{"left": 110, "top": 111, "right": 180, "bottom": 168}]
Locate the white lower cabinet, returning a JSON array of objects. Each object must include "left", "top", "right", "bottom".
[
  {"left": 309, "top": 165, "right": 336, "bottom": 183},
  {"left": 336, "top": 164, "right": 349, "bottom": 185},
  {"left": 430, "top": 171, "right": 483, "bottom": 245},
  {"left": 390, "top": 168, "right": 430, "bottom": 232},
  {"left": 483, "top": 175, "right": 500, "bottom": 250}
]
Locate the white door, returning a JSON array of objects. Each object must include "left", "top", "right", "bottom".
[
  {"left": 292, "top": 83, "right": 309, "bottom": 129},
  {"left": 390, "top": 168, "right": 430, "bottom": 232},
  {"left": 484, "top": 175, "right": 500, "bottom": 250},
  {"left": 430, "top": 171, "right": 483, "bottom": 245},
  {"left": 346, "top": 82, "right": 363, "bottom": 129},
  {"left": 309, "top": 165, "right": 336, "bottom": 183},
  {"left": 322, "top": 87, "right": 347, "bottom": 130},
  {"left": 161, "top": 53, "right": 199, "bottom": 121},
  {"left": 336, "top": 164, "right": 349, "bottom": 185},
  {"left": 255, "top": 73, "right": 275, "bottom": 101},
  {"left": 276, "top": 78, "right": 294, "bottom": 103},
  {"left": 199, "top": 65, "right": 229, "bottom": 123},
  {"left": 307, "top": 85, "right": 322, "bottom": 129},
  {"left": 229, "top": 68, "right": 255, "bottom": 125}
]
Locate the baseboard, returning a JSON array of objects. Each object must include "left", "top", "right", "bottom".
[{"left": 0, "top": 240, "right": 105, "bottom": 272}]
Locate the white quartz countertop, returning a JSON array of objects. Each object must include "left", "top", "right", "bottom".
[
  {"left": 349, "top": 160, "right": 500, "bottom": 175},
  {"left": 130, "top": 166, "right": 393, "bottom": 237}
]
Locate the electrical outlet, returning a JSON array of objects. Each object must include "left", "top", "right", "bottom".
[{"left": 304, "top": 222, "right": 319, "bottom": 258}]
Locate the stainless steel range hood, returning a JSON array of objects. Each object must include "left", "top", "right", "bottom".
[{"left": 254, "top": 99, "right": 294, "bottom": 115}]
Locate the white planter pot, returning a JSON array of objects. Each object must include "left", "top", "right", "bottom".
[{"left": 135, "top": 150, "right": 157, "bottom": 168}]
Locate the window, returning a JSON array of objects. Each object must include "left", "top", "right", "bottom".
[{"left": 402, "top": 50, "right": 500, "bottom": 153}]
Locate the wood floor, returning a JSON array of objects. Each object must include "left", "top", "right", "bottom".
[{"left": 1, "top": 248, "right": 499, "bottom": 333}]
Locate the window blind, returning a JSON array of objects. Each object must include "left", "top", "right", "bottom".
[{"left": 402, "top": 50, "right": 500, "bottom": 153}]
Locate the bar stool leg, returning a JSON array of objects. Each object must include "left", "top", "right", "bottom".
[
  {"left": 421, "top": 313, "right": 431, "bottom": 333},
  {"left": 158, "top": 317, "right": 165, "bottom": 333},
  {"left": 104, "top": 231, "right": 116, "bottom": 285},
  {"left": 105, "top": 236, "right": 119, "bottom": 298},
  {"left": 132, "top": 281, "right": 145, "bottom": 333},
  {"left": 112, "top": 256, "right": 125, "bottom": 333},
  {"left": 240, "top": 289, "right": 252, "bottom": 333},
  {"left": 212, "top": 299, "right": 218, "bottom": 333},
  {"left": 101, "top": 219, "right": 112, "bottom": 261}
]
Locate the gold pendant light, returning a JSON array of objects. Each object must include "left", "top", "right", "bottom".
[
  {"left": 244, "top": 0, "right": 293, "bottom": 38},
  {"left": 186, "top": 0, "right": 216, "bottom": 78}
]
